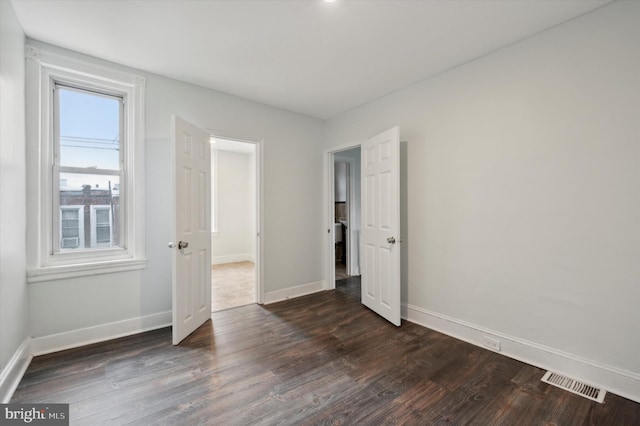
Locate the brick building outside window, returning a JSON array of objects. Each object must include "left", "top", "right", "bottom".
[{"left": 59, "top": 182, "right": 120, "bottom": 250}]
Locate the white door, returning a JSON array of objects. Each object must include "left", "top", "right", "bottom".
[
  {"left": 171, "top": 115, "right": 212, "bottom": 345},
  {"left": 361, "top": 126, "right": 401, "bottom": 326}
]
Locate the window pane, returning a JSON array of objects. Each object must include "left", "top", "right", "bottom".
[
  {"left": 60, "top": 207, "right": 80, "bottom": 248},
  {"left": 96, "top": 225, "right": 111, "bottom": 243},
  {"left": 61, "top": 219, "right": 79, "bottom": 238},
  {"left": 61, "top": 209, "right": 79, "bottom": 239},
  {"left": 95, "top": 208, "right": 111, "bottom": 245},
  {"left": 60, "top": 172, "right": 120, "bottom": 194},
  {"left": 59, "top": 173, "right": 120, "bottom": 249},
  {"left": 61, "top": 209, "right": 78, "bottom": 221},
  {"left": 96, "top": 209, "right": 110, "bottom": 225},
  {"left": 58, "top": 87, "right": 121, "bottom": 170}
]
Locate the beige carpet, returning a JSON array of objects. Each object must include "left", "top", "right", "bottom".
[{"left": 211, "top": 261, "right": 256, "bottom": 312}]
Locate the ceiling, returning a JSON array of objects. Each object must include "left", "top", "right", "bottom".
[{"left": 12, "top": 0, "right": 612, "bottom": 119}]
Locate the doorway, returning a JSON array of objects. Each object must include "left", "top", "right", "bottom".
[
  {"left": 330, "top": 146, "right": 362, "bottom": 287},
  {"left": 210, "top": 136, "right": 260, "bottom": 312},
  {"left": 325, "top": 126, "right": 401, "bottom": 326}
]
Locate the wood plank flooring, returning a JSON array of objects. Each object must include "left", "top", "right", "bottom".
[{"left": 11, "top": 277, "right": 640, "bottom": 425}]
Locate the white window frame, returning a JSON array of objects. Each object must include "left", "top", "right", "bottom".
[
  {"left": 26, "top": 45, "right": 146, "bottom": 282},
  {"left": 59, "top": 205, "right": 84, "bottom": 250},
  {"left": 90, "top": 205, "right": 113, "bottom": 248}
]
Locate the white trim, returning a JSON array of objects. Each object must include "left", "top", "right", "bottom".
[
  {"left": 25, "top": 44, "right": 146, "bottom": 275},
  {"left": 264, "top": 281, "right": 326, "bottom": 304},
  {"left": 256, "top": 141, "right": 265, "bottom": 304},
  {"left": 212, "top": 254, "right": 255, "bottom": 265},
  {"left": 346, "top": 158, "right": 359, "bottom": 276},
  {"left": 0, "top": 338, "right": 33, "bottom": 403},
  {"left": 326, "top": 155, "right": 336, "bottom": 289},
  {"left": 31, "top": 311, "right": 171, "bottom": 356},
  {"left": 328, "top": 140, "right": 366, "bottom": 154},
  {"left": 27, "top": 258, "right": 147, "bottom": 283},
  {"left": 402, "top": 303, "right": 640, "bottom": 404},
  {"left": 25, "top": 45, "right": 145, "bottom": 86}
]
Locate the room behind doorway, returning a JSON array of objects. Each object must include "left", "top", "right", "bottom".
[
  {"left": 210, "top": 137, "right": 257, "bottom": 312},
  {"left": 333, "top": 147, "right": 361, "bottom": 284}
]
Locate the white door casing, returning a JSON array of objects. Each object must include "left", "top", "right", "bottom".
[
  {"left": 361, "top": 126, "right": 401, "bottom": 326},
  {"left": 172, "top": 115, "right": 212, "bottom": 345}
]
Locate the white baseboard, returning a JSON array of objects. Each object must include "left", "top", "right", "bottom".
[
  {"left": 212, "top": 254, "right": 255, "bottom": 265},
  {"left": 402, "top": 304, "right": 640, "bottom": 404},
  {"left": 31, "top": 311, "right": 172, "bottom": 356},
  {"left": 264, "top": 281, "right": 326, "bottom": 304},
  {"left": 0, "top": 338, "right": 33, "bottom": 403}
]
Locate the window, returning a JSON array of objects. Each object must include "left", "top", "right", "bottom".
[
  {"left": 95, "top": 209, "right": 111, "bottom": 244},
  {"left": 26, "top": 46, "right": 146, "bottom": 282},
  {"left": 54, "top": 84, "right": 123, "bottom": 252},
  {"left": 60, "top": 206, "right": 83, "bottom": 249},
  {"left": 91, "top": 206, "right": 113, "bottom": 247}
]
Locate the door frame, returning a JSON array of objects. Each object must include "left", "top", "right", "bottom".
[
  {"left": 324, "top": 141, "right": 363, "bottom": 290},
  {"left": 208, "top": 134, "right": 265, "bottom": 304}
]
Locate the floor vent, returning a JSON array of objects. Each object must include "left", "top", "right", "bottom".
[{"left": 541, "top": 371, "right": 606, "bottom": 403}]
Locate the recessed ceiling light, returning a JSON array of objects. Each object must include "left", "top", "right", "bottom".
[{"left": 324, "top": 0, "right": 337, "bottom": 3}]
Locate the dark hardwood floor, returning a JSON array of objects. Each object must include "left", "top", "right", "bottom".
[{"left": 11, "top": 277, "right": 640, "bottom": 425}]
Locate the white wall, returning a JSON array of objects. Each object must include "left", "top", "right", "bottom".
[
  {"left": 26, "top": 41, "right": 325, "bottom": 344},
  {"left": 212, "top": 149, "right": 255, "bottom": 264},
  {"left": 325, "top": 0, "right": 640, "bottom": 399},
  {"left": 0, "top": 0, "right": 30, "bottom": 399}
]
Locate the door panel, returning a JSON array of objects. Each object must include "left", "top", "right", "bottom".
[
  {"left": 172, "top": 115, "right": 211, "bottom": 345},
  {"left": 361, "top": 126, "right": 401, "bottom": 326}
]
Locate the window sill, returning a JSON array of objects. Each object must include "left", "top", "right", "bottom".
[{"left": 27, "top": 258, "right": 147, "bottom": 283}]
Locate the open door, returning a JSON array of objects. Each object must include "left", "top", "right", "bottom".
[
  {"left": 361, "top": 126, "right": 401, "bottom": 326},
  {"left": 171, "top": 115, "right": 212, "bottom": 345}
]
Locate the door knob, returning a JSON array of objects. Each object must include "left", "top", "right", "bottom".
[
  {"left": 387, "top": 237, "right": 396, "bottom": 244},
  {"left": 168, "top": 242, "right": 175, "bottom": 248},
  {"left": 178, "top": 241, "right": 189, "bottom": 249}
]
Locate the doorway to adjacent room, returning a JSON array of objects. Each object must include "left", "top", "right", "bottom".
[
  {"left": 209, "top": 137, "right": 259, "bottom": 312},
  {"left": 332, "top": 147, "right": 361, "bottom": 284}
]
